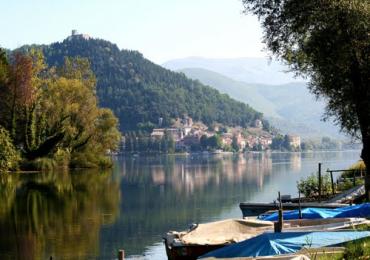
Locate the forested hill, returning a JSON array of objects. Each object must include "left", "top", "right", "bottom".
[{"left": 19, "top": 37, "right": 262, "bottom": 132}]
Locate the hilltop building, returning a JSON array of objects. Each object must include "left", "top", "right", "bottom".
[{"left": 67, "top": 30, "right": 91, "bottom": 41}]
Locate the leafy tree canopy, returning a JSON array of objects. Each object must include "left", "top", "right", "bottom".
[
  {"left": 242, "top": 0, "right": 370, "bottom": 198},
  {"left": 0, "top": 49, "right": 120, "bottom": 170}
]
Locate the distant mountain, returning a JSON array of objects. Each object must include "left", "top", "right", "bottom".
[
  {"left": 163, "top": 57, "right": 303, "bottom": 85},
  {"left": 178, "top": 68, "right": 344, "bottom": 139},
  {"left": 16, "top": 37, "right": 263, "bottom": 132}
]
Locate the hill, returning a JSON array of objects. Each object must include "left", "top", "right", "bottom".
[
  {"left": 177, "top": 67, "right": 344, "bottom": 139},
  {"left": 17, "top": 37, "right": 263, "bottom": 132},
  {"left": 163, "top": 56, "right": 303, "bottom": 85}
]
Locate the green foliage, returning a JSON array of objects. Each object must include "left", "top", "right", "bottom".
[
  {"left": 200, "top": 134, "right": 222, "bottom": 151},
  {"left": 316, "top": 224, "right": 370, "bottom": 259},
  {"left": 242, "top": 0, "right": 370, "bottom": 197},
  {"left": 123, "top": 132, "right": 175, "bottom": 154},
  {"left": 0, "top": 50, "right": 120, "bottom": 170},
  {"left": 336, "top": 177, "right": 364, "bottom": 193},
  {"left": 232, "top": 135, "right": 239, "bottom": 152},
  {"left": 0, "top": 126, "right": 20, "bottom": 172},
  {"left": 301, "top": 137, "right": 341, "bottom": 151},
  {"left": 297, "top": 173, "right": 332, "bottom": 198},
  {"left": 342, "top": 237, "right": 370, "bottom": 259},
  {"left": 31, "top": 37, "right": 263, "bottom": 132},
  {"left": 271, "top": 134, "right": 297, "bottom": 151},
  {"left": 271, "top": 134, "right": 286, "bottom": 151}
]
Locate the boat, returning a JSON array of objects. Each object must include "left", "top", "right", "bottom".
[
  {"left": 163, "top": 219, "right": 274, "bottom": 260},
  {"left": 198, "top": 231, "right": 370, "bottom": 259},
  {"left": 163, "top": 217, "right": 368, "bottom": 260},
  {"left": 239, "top": 202, "right": 348, "bottom": 217},
  {"left": 259, "top": 203, "right": 370, "bottom": 221},
  {"left": 199, "top": 247, "right": 344, "bottom": 260}
]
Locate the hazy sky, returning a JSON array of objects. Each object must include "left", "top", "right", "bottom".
[{"left": 0, "top": 0, "right": 266, "bottom": 64}]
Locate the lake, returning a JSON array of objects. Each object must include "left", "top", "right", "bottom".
[{"left": 0, "top": 151, "right": 361, "bottom": 259}]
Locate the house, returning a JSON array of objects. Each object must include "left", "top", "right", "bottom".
[
  {"left": 287, "top": 135, "right": 301, "bottom": 149},
  {"left": 166, "top": 128, "right": 183, "bottom": 141},
  {"left": 221, "top": 133, "right": 233, "bottom": 147},
  {"left": 254, "top": 119, "right": 263, "bottom": 129},
  {"left": 151, "top": 128, "right": 183, "bottom": 142},
  {"left": 151, "top": 128, "right": 165, "bottom": 139},
  {"left": 236, "top": 134, "right": 247, "bottom": 150}
]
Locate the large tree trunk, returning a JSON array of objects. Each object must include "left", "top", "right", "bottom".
[
  {"left": 361, "top": 135, "right": 370, "bottom": 201},
  {"left": 350, "top": 52, "right": 369, "bottom": 201}
]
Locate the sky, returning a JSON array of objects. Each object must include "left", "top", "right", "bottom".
[{"left": 0, "top": 0, "right": 266, "bottom": 64}]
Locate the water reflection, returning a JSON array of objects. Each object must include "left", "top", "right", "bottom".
[
  {"left": 0, "top": 170, "right": 120, "bottom": 260},
  {"left": 100, "top": 151, "right": 358, "bottom": 259},
  {"left": 0, "top": 151, "right": 360, "bottom": 259}
]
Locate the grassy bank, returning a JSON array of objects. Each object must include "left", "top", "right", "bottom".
[{"left": 317, "top": 224, "right": 370, "bottom": 259}]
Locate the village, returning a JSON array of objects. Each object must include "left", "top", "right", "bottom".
[{"left": 148, "top": 116, "right": 301, "bottom": 153}]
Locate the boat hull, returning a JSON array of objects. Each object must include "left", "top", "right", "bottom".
[
  {"left": 164, "top": 238, "right": 225, "bottom": 260},
  {"left": 239, "top": 202, "right": 348, "bottom": 217}
]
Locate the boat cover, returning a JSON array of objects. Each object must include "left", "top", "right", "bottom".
[
  {"left": 178, "top": 219, "right": 273, "bottom": 245},
  {"left": 198, "top": 231, "right": 370, "bottom": 259},
  {"left": 260, "top": 203, "right": 370, "bottom": 221}
]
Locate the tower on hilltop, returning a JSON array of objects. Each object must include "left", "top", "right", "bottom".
[{"left": 68, "top": 30, "right": 91, "bottom": 40}]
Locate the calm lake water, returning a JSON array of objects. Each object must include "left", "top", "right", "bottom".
[{"left": 0, "top": 151, "right": 361, "bottom": 259}]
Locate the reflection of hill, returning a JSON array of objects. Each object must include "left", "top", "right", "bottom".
[
  {"left": 100, "top": 154, "right": 278, "bottom": 257},
  {"left": 0, "top": 170, "right": 120, "bottom": 259}
]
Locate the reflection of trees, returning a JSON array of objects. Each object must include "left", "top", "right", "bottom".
[
  {"left": 100, "top": 154, "right": 275, "bottom": 257},
  {"left": 0, "top": 170, "right": 120, "bottom": 260}
]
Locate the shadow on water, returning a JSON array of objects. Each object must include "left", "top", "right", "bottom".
[{"left": 0, "top": 169, "right": 120, "bottom": 260}]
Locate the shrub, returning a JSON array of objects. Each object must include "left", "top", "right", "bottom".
[
  {"left": 297, "top": 173, "right": 332, "bottom": 198},
  {"left": 0, "top": 127, "right": 20, "bottom": 172}
]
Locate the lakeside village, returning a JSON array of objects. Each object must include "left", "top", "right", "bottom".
[{"left": 121, "top": 116, "right": 301, "bottom": 153}]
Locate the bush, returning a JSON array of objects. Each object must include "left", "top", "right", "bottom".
[
  {"left": 297, "top": 173, "right": 332, "bottom": 198},
  {"left": 69, "top": 152, "right": 113, "bottom": 169},
  {"left": 341, "top": 160, "right": 366, "bottom": 178},
  {"left": 20, "top": 157, "right": 57, "bottom": 171},
  {"left": 0, "top": 127, "right": 20, "bottom": 172}
]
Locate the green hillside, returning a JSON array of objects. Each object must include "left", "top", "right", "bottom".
[{"left": 18, "top": 37, "right": 262, "bottom": 132}]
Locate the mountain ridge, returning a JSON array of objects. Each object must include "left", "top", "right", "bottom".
[
  {"left": 163, "top": 56, "right": 304, "bottom": 85},
  {"left": 176, "top": 67, "right": 344, "bottom": 139}
]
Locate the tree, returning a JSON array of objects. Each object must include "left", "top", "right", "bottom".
[
  {"left": 200, "top": 135, "right": 208, "bottom": 150},
  {"left": 0, "top": 50, "right": 120, "bottom": 169},
  {"left": 242, "top": 0, "right": 370, "bottom": 199},
  {"left": 271, "top": 134, "right": 285, "bottom": 151},
  {"left": 207, "top": 135, "right": 222, "bottom": 150},
  {"left": 0, "top": 126, "right": 20, "bottom": 171},
  {"left": 232, "top": 135, "right": 240, "bottom": 152}
]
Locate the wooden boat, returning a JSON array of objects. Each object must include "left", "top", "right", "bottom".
[
  {"left": 239, "top": 202, "right": 348, "bottom": 217},
  {"left": 163, "top": 218, "right": 368, "bottom": 260},
  {"left": 164, "top": 219, "right": 274, "bottom": 260}
]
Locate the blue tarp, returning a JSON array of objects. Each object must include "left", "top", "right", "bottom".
[
  {"left": 260, "top": 203, "right": 370, "bottom": 221},
  {"left": 198, "top": 231, "right": 370, "bottom": 259}
]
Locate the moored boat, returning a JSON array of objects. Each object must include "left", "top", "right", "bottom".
[
  {"left": 163, "top": 217, "right": 368, "bottom": 260},
  {"left": 164, "top": 219, "right": 274, "bottom": 260},
  {"left": 198, "top": 231, "right": 370, "bottom": 259},
  {"left": 240, "top": 202, "right": 348, "bottom": 217}
]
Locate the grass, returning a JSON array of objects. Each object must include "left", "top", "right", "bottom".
[{"left": 316, "top": 224, "right": 370, "bottom": 260}]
